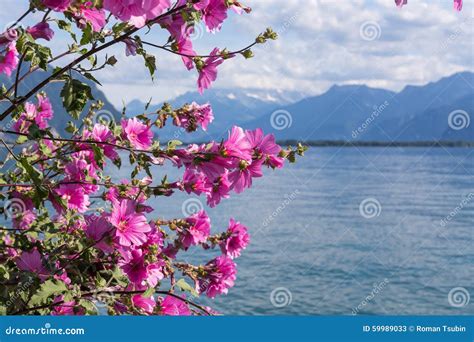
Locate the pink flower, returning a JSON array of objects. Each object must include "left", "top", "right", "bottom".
[
  {"left": 394, "top": 0, "right": 407, "bottom": 7},
  {"left": 246, "top": 128, "right": 284, "bottom": 168},
  {"left": 206, "top": 173, "right": 231, "bottom": 207},
  {"left": 85, "top": 214, "right": 115, "bottom": 253},
  {"left": 27, "top": 22, "right": 54, "bottom": 41},
  {"left": 119, "top": 248, "right": 148, "bottom": 284},
  {"left": 118, "top": 246, "right": 164, "bottom": 287},
  {"left": 132, "top": 294, "right": 156, "bottom": 314},
  {"left": 13, "top": 95, "right": 53, "bottom": 132},
  {"left": 52, "top": 296, "right": 85, "bottom": 315},
  {"left": 64, "top": 156, "right": 99, "bottom": 194},
  {"left": 0, "top": 42, "right": 19, "bottom": 77},
  {"left": 121, "top": 117, "right": 153, "bottom": 150},
  {"left": 91, "top": 123, "right": 119, "bottom": 160},
  {"left": 77, "top": 2, "right": 106, "bottom": 32},
  {"left": 16, "top": 249, "right": 49, "bottom": 280},
  {"left": 454, "top": 0, "right": 463, "bottom": 11},
  {"left": 203, "top": 255, "right": 237, "bottom": 298},
  {"left": 177, "top": 37, "right": 196, "bottom": 70},
  {"left": 197, "top": 48, "right": 224, "bottom": 94},
  {"left": 160, "top": 295, "right": 191, "bottom": 315},
  {"left": 183, "top": 170, "right": 211, "bottom": 195},
  {"left": 246, "top": 128, "right": 280, "bottom": 156},
  {"left": 145, "top": 261, "right": 165, "bottom": 287},
  {"left": 110, "top": 199, "right": 151, "bottom": 247},
  {"left": 42, "top": 0, "right": 72, "bottom": 12},
  {"left": 55, "top": 184, "right": 90, "bottom": 213},
  {"left": 229, "top": 159, "right": 263, "bottom": 193},
  {"left": 201, "top": 0, "right": 228, "bottom": 32},
  {"left": 13, "top": 210, "right": 36, "bottom": 231},
  {"left": 10, "top": 192, "right": 36, "bottom": 230},
  {"left": 223, "top": 126, "right": 252, "bottom": 161},
  {"left": 181, "top": 210, "right": 211, "bottom": 248},
  {"left": 395, "top": 0, "right": 462, "bottom": 11},
  {"left": 220, "top": 219, "right": 250, "bottom": 258},
  {"left": 36, "top": 94, "right": 54, "bottom": 129},
  {"left": 103, "top": 0, "right": 171, "bottom": 28},
  {"left": 124, "top": 38, "right": 138, "bottom": 56}
]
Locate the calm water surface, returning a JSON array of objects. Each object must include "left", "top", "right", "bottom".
[{"left": 111, "top": 146, "right": 473, "bottom": 315}]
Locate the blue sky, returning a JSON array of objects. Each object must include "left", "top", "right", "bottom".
[{"left": 1, "top": 0, "right": 473, "bottom": 106}]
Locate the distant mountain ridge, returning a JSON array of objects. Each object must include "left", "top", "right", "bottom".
[
  {"left": 2, "top": 70, "right": 472, "bottom": 143},
  {"left": 246, "top": 71, "right": 473, "bottom": 142},
  {"left": 128, "top": 71, "right": 473, "bottom": 143}
]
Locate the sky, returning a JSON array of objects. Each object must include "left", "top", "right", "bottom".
[{"left": 1, "top": 0, "right": 473, "bottom": 107}]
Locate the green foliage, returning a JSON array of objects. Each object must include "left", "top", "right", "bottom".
[
  {"left": 16, "top": 33, "right": 52, "bottom": 71},
  {"left": 61, "top": 78, "right": 94, "bottom": 119},
  {"left": 30, "top": 280, "right": 69, "bottom": 306}
]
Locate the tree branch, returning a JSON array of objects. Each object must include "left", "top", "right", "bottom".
[{"left": 0, "top": 3, "right": 189, "bottom": 122}]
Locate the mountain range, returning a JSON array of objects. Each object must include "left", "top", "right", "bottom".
[
  {"left": 0, "top": 67, "right": 120, "bottom": 136},
  {"left": 128, "top": 71, "right": 473, "bottom": 143},
  {"left": 1, "top": 70, "right": 472, "bottom": 143}
]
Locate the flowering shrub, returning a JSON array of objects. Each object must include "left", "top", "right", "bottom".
[
  {"left": 0, "top": 0, "right": 462, "bottom": 316},
  {"left": 0, "top": 0, "right": 307, "bottom": 316}
]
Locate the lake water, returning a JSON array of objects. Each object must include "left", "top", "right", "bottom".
[{"left": 109, "top": 146, "right": 474, "bottom": 315}]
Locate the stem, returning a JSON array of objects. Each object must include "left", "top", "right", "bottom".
[
  {"left": 14, "top": 54, "right": 25, "bottom": 97},
  {"left": 0, "top": 4, "right": 189, "bottom": 122},
  {"left": 0, "top": 129, "right": 153, "bottom": 154},
  {"left": 140, "top": 39, "right": 259, "bottom": 59},
  {"left": 12, "top": 289, "right": 211, "bottom": 315},
  {"left": 8, "top": 7, "right": 33, "bottom": 30},
  {"left": 6, "top": 50, "right": 74, "bottom": 96}
]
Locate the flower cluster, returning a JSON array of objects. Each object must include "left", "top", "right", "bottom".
[
  {"left": 179, "top": 126, "right": 284, "bottom": 206},
  {"left": 0, "top": 0, "right": 439, "bottom": 317}
]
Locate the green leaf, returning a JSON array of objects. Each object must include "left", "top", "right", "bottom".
[
  {"left": 167, "top": 140, "right": 182, "bottom": 150},
  {"left": 56, "top": 19, "right": 77, "bottom": 41},
  {"left": 143, "top": 54, "right": 157, "bottom": 78},
  {"left": 83, "top": 72, "right": 102, "bottom": 86},
  {"left": 78, "top": 299, "right": 97, "bottom": 315},
  {"left": 30, "top": 280, "right": 68, "bottom": 306},
  {"left": 61, "top": 78, "right": 94, "bottom": 119},
  {"left": 80, "top": 24, "right": 93, "bottom": 45},
  {"left": 91, "top": 145, "right": 105, "bottom": 169},
  {"left": 175, "top": 279, "right": 198, "bottom": 296}
]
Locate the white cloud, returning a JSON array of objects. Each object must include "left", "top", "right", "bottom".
[{"left": 1, "top": 0, "right": 473, "bottom": 107}]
